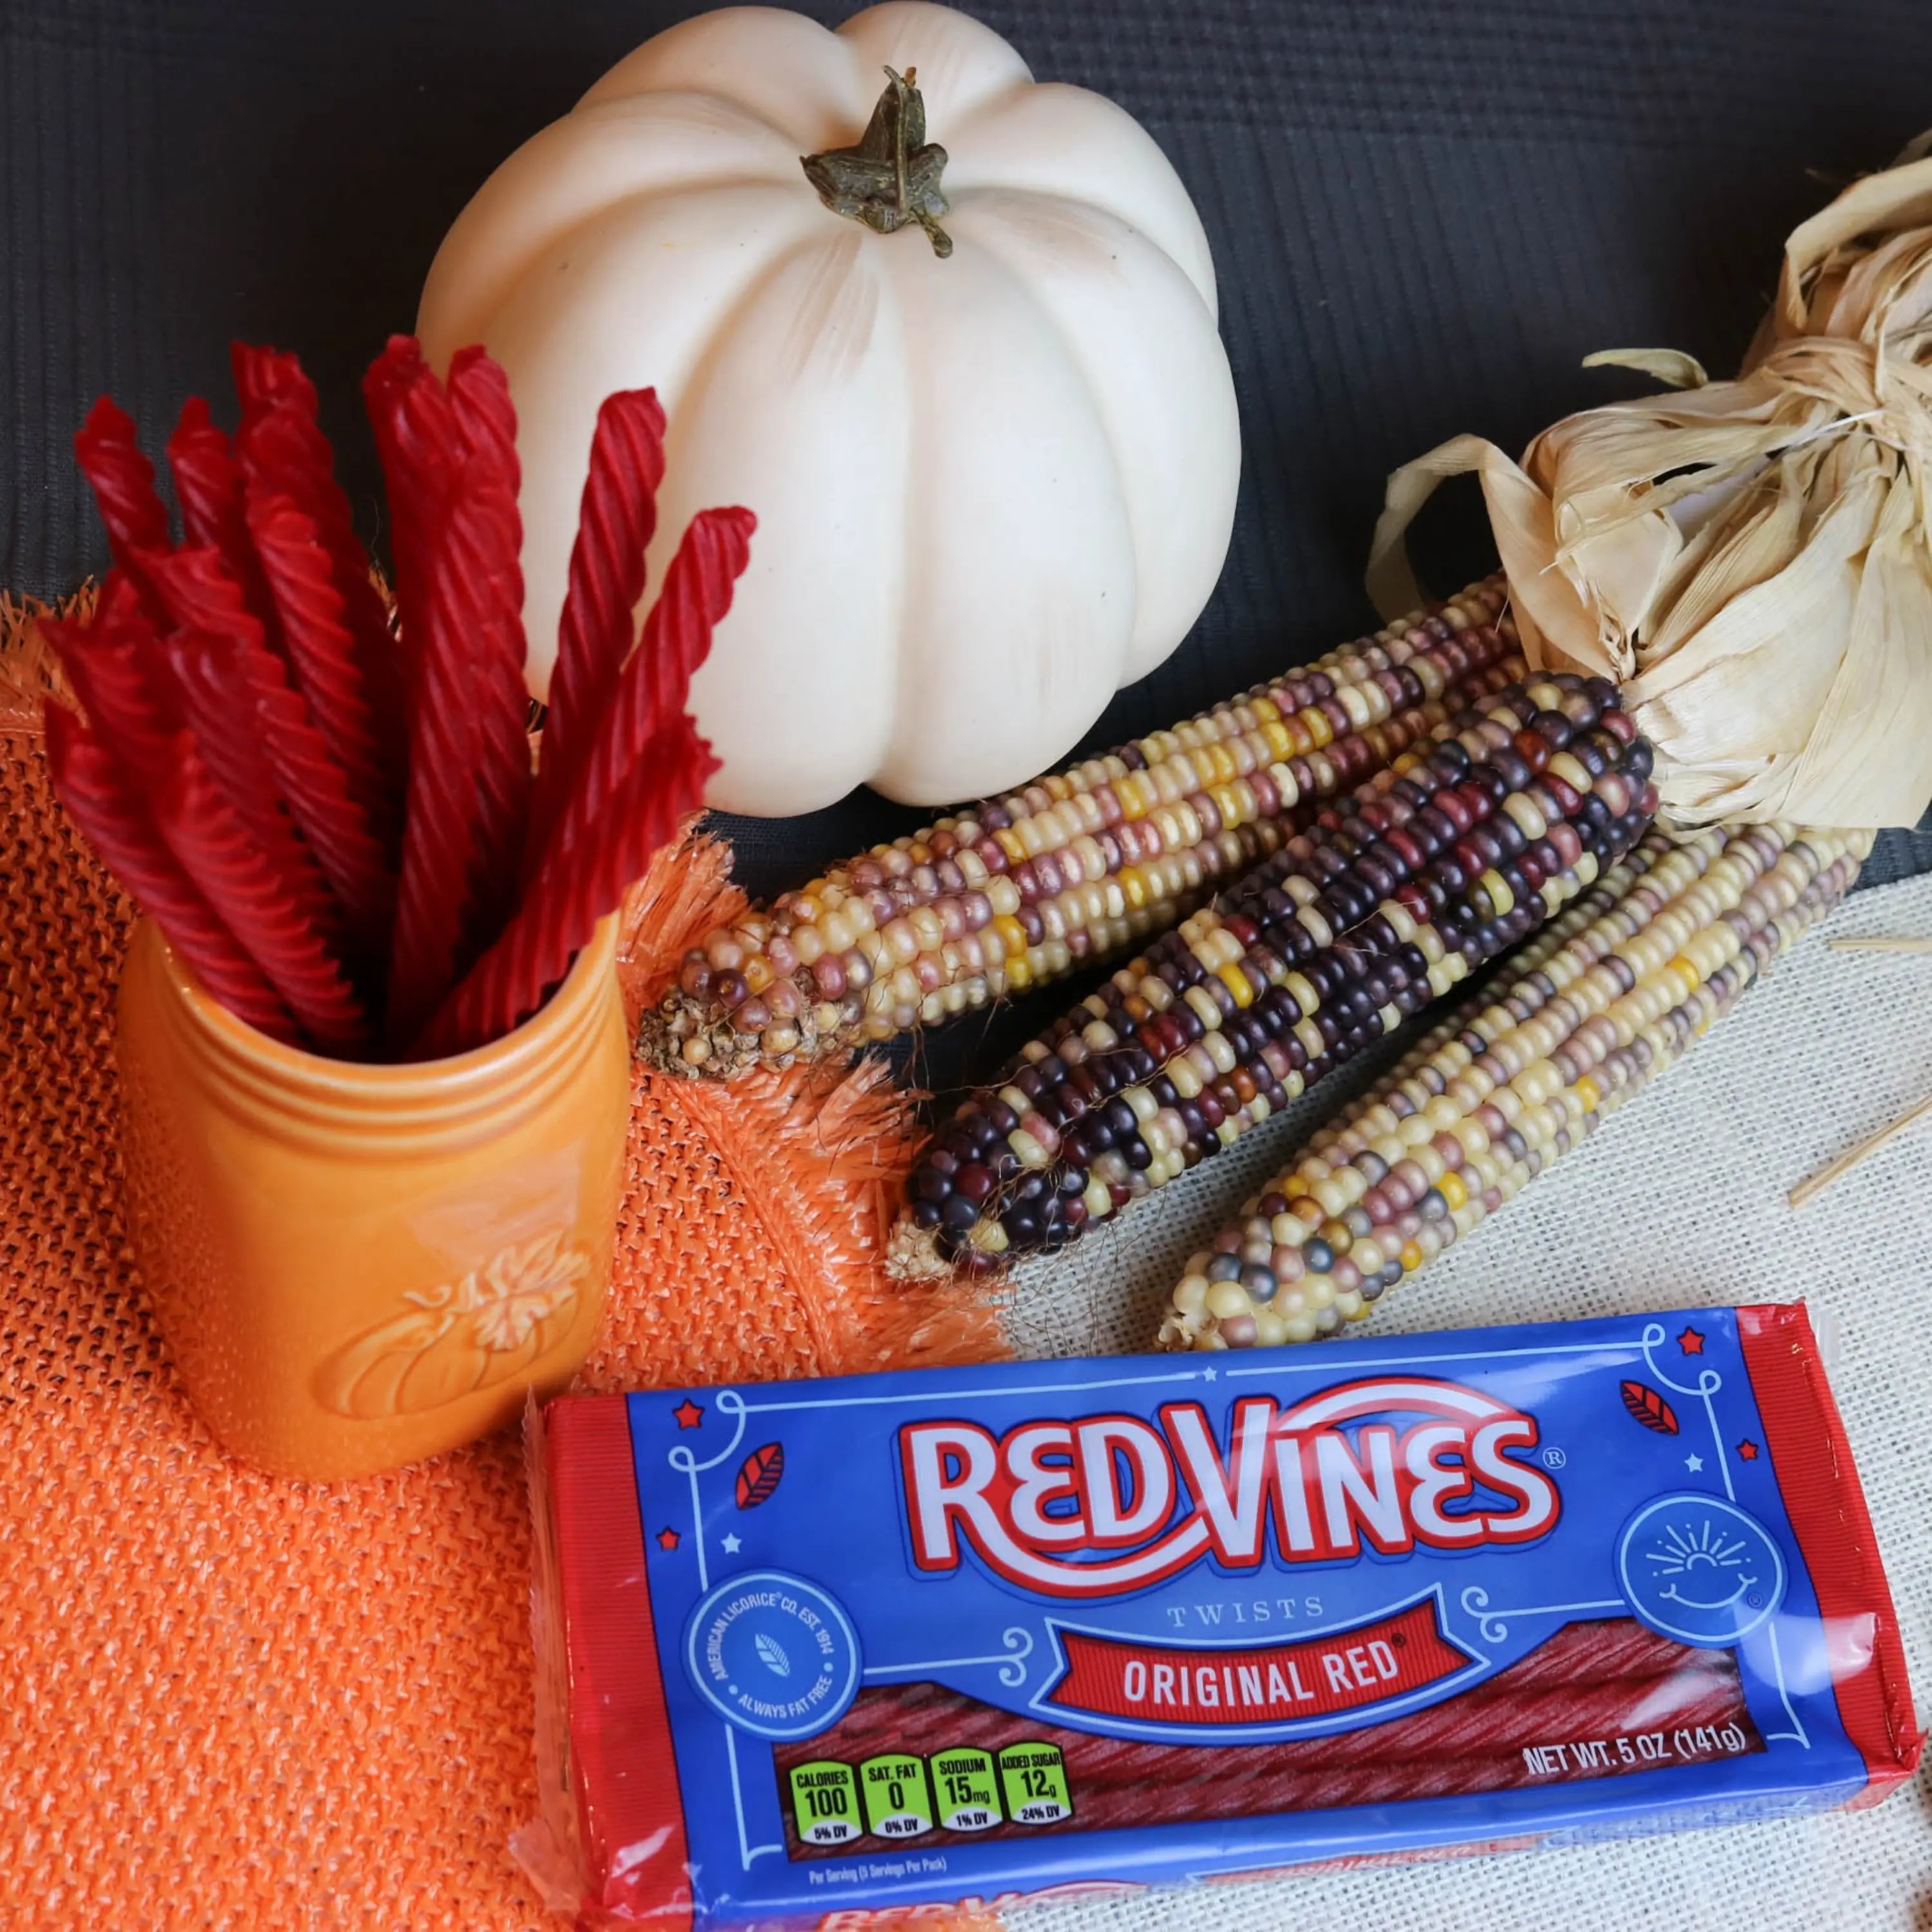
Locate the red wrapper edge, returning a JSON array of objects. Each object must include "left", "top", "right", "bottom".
[
  {"left": 534, "top": 1394, "right": 692, "bottom": 1929},
  {"left": 1736, "top": 1303, "right": 1924, "bottom": 1803}
]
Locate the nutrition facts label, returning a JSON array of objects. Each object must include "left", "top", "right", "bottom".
[
  {"left": 996, "top": 1741, "right": 1074, "bottom": 1824},
  {"left": 787, "top": 1760, "right": 862, "bottom": 1847},
  {"left": 858, "top": 1753, "right": 934, "bottom": 1837},
  {"left": 785, "top": 1741, "right": 1072, "bottom": 1847},
  {"left": 930, "top": 1746, "right": 1001, "bottom": 1830}
]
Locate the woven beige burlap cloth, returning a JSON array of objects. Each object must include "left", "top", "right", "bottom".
[{"left": 1010, "top": 875, "right": 1932, "bottom": 1932}]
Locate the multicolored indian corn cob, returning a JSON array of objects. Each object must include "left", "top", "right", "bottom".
[
  {"left": 642, "top": 576, "right": 1522, "bottom": 1076},
  {"left": 1158, "top": 821, "right": 1872, "bottom": 1349},
  {"left": 890, "top": 671, "right": 1660, "bottom": 1275}
]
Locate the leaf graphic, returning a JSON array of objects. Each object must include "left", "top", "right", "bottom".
[
  {"left": 754, "top": 1633, "right": 791, "bottom": 1678},
  {"left": 1620, "top": 1379, "right": 1680, "bottom": 1435},
  {"left": 735, "top": 1443, "right": 785, "bottom": 1510}
]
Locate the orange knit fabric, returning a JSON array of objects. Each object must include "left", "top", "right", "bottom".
[{"left": 0, "top": 600, "right": 1005, "bottom": 1929}]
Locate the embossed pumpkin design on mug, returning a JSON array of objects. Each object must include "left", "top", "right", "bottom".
[
  {"left": 319, "top": 1229, "right": 594, "bottom": 1421},
  {"left": 117, "top": 916, "right": 629, "bottom": 1479}
]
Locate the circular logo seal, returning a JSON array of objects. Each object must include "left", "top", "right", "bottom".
[
  {"left": 681, "top": 1569, "right": 862, "bottom": 1740},
  {"left": 1615, "top": 1492, "right": 1787, "bottom": 1646}
]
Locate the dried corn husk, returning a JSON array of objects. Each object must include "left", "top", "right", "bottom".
[{"left": 1367, "top": 144, "right": 1932, "bottom": 831}]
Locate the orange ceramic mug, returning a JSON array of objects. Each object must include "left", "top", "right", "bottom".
[{"left": 115, "top": 916, "right": 630, "bottom": 1480}]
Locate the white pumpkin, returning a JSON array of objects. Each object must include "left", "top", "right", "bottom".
[{"left": 418, "top": 1, "right": 1239, "bottom": 815}]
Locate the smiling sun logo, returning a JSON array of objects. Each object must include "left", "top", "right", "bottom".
[{"left": 1616, "top": 1494, "right": 1787, "bottom": 1647}]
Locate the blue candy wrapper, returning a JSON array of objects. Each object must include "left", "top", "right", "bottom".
[{"left": 520, "top": 1303, "right": 1918, "bottom": 1927}]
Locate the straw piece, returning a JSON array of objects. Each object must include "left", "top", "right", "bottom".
[
  {"left": 1790, "top": 1087, "right": 1932, "bottom": 1208},
  {"left": 0, "top": 587, "right": 86, "bottom": 730},
  {"left": 528, "top": 388, "right": 667, "bottom": 871},
  {"left": 1792, "top": 925, "right": 1932, "bottom": 1201},
  {"left": 43, "top": 703, "right": 297, "bottom": 1039}
]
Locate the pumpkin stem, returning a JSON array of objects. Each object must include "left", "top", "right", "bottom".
[{"left": 800, "top": 66, "right": 954, "bottom": 259}]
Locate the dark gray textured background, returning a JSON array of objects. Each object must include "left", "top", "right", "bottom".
[{"left": 8, "top": 0, "right": 1931, "bottom": 915}]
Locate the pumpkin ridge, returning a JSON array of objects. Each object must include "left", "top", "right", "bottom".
[
  {"left": 931, "top": 79, "right": 1220, "bottom": 314},
  {"left": 664, "top": 226, "right": 907, "bottom": 808},
  {"left": 873, "top": 222, "right": 1128, "bottom": 796},
  {"left": 946, "top": 187, "right": 1236, "bottom": 676},
  {"left": 418, "top": 103, "right": 802, "bottom": 354},
  {"left": 768, "top": 230, "right": 884, "bottom": 388}
]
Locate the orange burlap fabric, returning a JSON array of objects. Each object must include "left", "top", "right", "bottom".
[{"left": 0, "top": 603, "right": 1005, "bottom": 1929}]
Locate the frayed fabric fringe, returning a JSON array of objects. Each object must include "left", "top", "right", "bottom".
[{"left": 610, "top": 826, "right": 1008, "bottom": 1387}]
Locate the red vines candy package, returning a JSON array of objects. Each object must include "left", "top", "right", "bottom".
[{"left": 518, "top": 1304, "right": 1920, "bottom": 1927}]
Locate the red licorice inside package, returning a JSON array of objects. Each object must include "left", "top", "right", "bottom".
[{"left": 520, "top": 1304, "right": 1920, "bottom": 1927}]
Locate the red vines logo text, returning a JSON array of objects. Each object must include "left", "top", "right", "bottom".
[{"left": 899, "top": 1378, "right": 1559, "bottom": 1598}]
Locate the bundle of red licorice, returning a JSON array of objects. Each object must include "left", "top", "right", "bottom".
[{"left": 44, "top": 337, "right": 753, "bottom": 1061}]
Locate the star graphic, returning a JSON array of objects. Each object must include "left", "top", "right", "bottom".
[
  {"left": 1677, "top": 1327, "right": 1705, "bottom": 1355},
  {"left": 1737, "top": 1439, "right": 1759, "bottom": 1461},
  {"left": 1684, "top": 1452, "right": 1704, "bottom": 1473},
  {"left": 721, "top": 1533, "right": 743, "bottom": 1555},
  {"left": 1200, "top": 1367, "right": 1218, "bottom": 1382},
  {"left": 672, "top": 1398, "right": 704, "bottom": 1430},
  {"left": 656, "top": 1527, "right": 681, "bottom": 1551}
]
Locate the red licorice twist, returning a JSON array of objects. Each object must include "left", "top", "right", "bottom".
[
  {"left": 55, "top": 336, "right": 739, "bottom": 1064},
  {"left": 246, "top": 491, "right": 394, "bottom": 832},
  {"left": 366, "top": 342, "right": 491, "bottom": 1048},
  {"left": 166, "top": 632, "right": 344, "bottom": 943},
  {"left": 156, "top": 752, "right": 371, "bottom": 1054},
  {"left": 40, "top": 574, "right": 181, "bottom": 778},
  {"left": 638, "top": 507, "right": 753, "bottom": 731},
  {"left": 540, "top": 507, "right": 755, "bottom": 875},
  {"left": 44, "top": 705, "right": 298, "bottom": 1039},
  {"left": 166, "top": 398, "right": 275, "bottom": 635},
  {"left": 228, "top": 640, "right": 397, "bottom": 960},
  {"left": 527, "top": 386, "right": 667, "bottom": 871},
  {"left": 412, "top": 721, "right": 714, "bottom": 1059},
  {"left": 145, "top": 529, "right": 394, "bottom": 951},
  {"left": 73, "top": 399, "right": 172, "bottom": 615},
  {"left": 773, "top": 1625, "right": 1760, "bottom": 1854},
  {"left": 151, "top": 551, "right": 341, "bottom": 936},
  {"left": 235, "top": 342, "right": 409, "bottom": 797},
  {"left": 361, "top": 338, "right": 457, "bottom": 675},
  {"left": 412, "top": 502, "right": 752, "bottom": 1057},
  {"left": 1121, "top": 1674, "right": 1755, "bottom": 1823},
  {"left": 172, "top": 626, "right": 398, "bottom": 966},
  {"left": 444, "top": 346, "right": 535, "bottom": 934}
]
